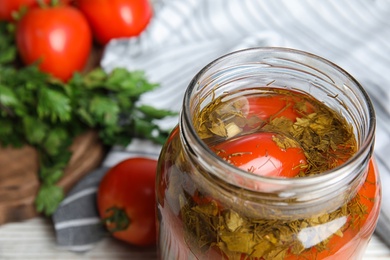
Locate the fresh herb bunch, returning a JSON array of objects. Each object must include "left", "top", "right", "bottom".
[{"left": 0, "top": 21, "right": 177, "bottom": 215}]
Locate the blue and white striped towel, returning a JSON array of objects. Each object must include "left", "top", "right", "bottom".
[{"left": 53, "top": 0, "right": 390, "bottom": 252}]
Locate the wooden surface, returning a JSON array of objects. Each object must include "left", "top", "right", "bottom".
[
  {"left": 0, "top": 131, "right": 105, "bottom": 225},
  {"left": 0, "top": 217, "right": 389, "bottom": 260}
]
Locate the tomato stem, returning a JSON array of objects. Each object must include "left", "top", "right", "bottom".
[
  {"left": 37, "top": 0, "right": 47, "bottom": 8},
  {"left": 50, "top": 0, "right": 60, "bottom": 7},
  {"left": 36, "top": 0, "right": 60, "bottom": 8},
  {"left": 102, "top": 207, "right": 131, "bottom": 233}
]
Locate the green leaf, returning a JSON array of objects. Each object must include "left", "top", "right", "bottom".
[
  {"left": 105, "top": 68, "right": 131, "bottom": 87},
  {"left": 134, "top": 118, "right": 170, "bottom": 145},
  {"left": 0, "top": 118, "right": 13, "bottom": 138},
  {"left": 39, "top": 143, "right": 71, "bottom": 174},
  {"left": 39, "top": 156, "right": 70, "bottom": 184},
  {"left": 106, "top": 69, "right": 159, "bottom": 95},
  {"left": 0, "top": 22, "right": 17, "bottom": 65},
  {"left": 13, "top": 65, "right": 48, "bottom": 86},
  {"left": 0, "top": 47, "right": 16, "bottom": 65},
  {"left": 89, "top": 96, "right": 120, "bottom": 126},
  {"left": 0, "top": 84, "right": 19, "bottom": 106},
  {"left": 23, "top": 116, "right": 48, "bottom": 145},
  {"left": 0, "top": 118, "right": 24, "bottom": 146},
  {"left": 37, "top": 87, "right": 71, "bottom": 122},
  {"left": 67, "top": 71, "right": 84, "bottom": 87},
  {"left": 81, "top": 68, "right": 107, "bottom": 88},
  {"left": 43, "top": 127, "right": 70, "bottom": 156},
  {"left": 138, "top": 105, "right": 178, "bottom": 119},
  {"left": 115, "top": 92, "right": 133, "bottom": 110},
  {"left": 39, "top": 167, "right": 64, "bottom": 185},
  {"left": 77, "top": 107, "right": 95, "bottom": 127},
  {"left": 35, "top": 184, "right": 64, "bottom": 216},
  {"left": 100, "top": 130, "right": 133, "bottom": 147}
]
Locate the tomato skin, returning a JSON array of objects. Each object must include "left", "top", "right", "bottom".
[
  {"left": 15, "top": 6, "right": 91, "bottom": 81},
  {"left": 97, "top": 158, "right": 157, "bottom": 246},
  {"left": 0, "top": 0, "right": 71, "bottom": 22},
  {"left": 246, "top": 94, "right": 313, "bottom": 123},
  {"left": 76, "top": 0, "right": 153, "bottom": 45},
  {"left": 211, "top": 132, "right": 307, "bottom": 178}
]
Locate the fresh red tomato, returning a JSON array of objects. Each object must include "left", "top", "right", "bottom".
[
  {"left": 0, "top": 0, "right": 71, "bottom": 22},
  {"left": 15, "top": 5, "right": 91, "bottom": 81},
  {"left": 97, "top": 157, "right": 157, "bottom": 246},
  {"left": 76, "top": 0, "right": 153, "bottom": 45},
  {"left": 211, "top": 132, "right": 307, "bottom": 178}
]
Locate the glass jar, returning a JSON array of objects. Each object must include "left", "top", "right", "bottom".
[{"left": 156, "top": 47, "right": 381, "bottom": 260}]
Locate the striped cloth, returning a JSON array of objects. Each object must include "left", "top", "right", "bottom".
[{"left": 52, "top": 0, "right": 390, "bottom": 252}]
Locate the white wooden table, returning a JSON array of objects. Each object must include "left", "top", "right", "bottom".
[{"left": 0, "top": 217, "right": 389, "bottom": 260}]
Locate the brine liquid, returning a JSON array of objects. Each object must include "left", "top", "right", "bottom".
[
  {"left": 196, "top": 88, "right": 357, "bottom": 177},
  {"left": 156, "top": 88, "right": 381, "bottom": 260}
]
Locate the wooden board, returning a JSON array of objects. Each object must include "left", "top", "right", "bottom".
[
  {"left": 0, "top": 131, "right": 106, "bottom": 224},
  {"left": 0, "top": 45, "right": 106, "bottom": 225}
]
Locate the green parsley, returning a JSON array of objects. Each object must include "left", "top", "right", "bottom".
[{"left": 0, "top": 21, "right": 177, "bottom": 215}]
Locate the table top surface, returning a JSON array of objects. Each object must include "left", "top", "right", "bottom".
[{"left": 0, "top": 217, "right": 389, "bottom": 260}]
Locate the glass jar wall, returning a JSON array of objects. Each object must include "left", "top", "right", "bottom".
[{"left": 156, "top": 48, "right": 381, "bottom": 260}]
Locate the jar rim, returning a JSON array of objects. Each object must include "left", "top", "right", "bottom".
[{"left": 181, "top": 47, "right": 376, "bottom": 190}]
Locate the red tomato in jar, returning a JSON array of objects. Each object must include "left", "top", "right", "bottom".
[
  {"left": 16, "top": 5, "right": 91, "bottom": 81},
  {"left": 76, "top": 0, "right": 153, "bottom": 45},
  {"left": 211, "top": 132, "right": 307, "bottom": 178},
  {"left": 0, "top": 0, "right": 71, "bottom": 22},
  {"left": 97, "top": 158, "right": 157, "bottom": 246},
  {"left": 245, "top": 94, "right": 313, "bottom": 122}
]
